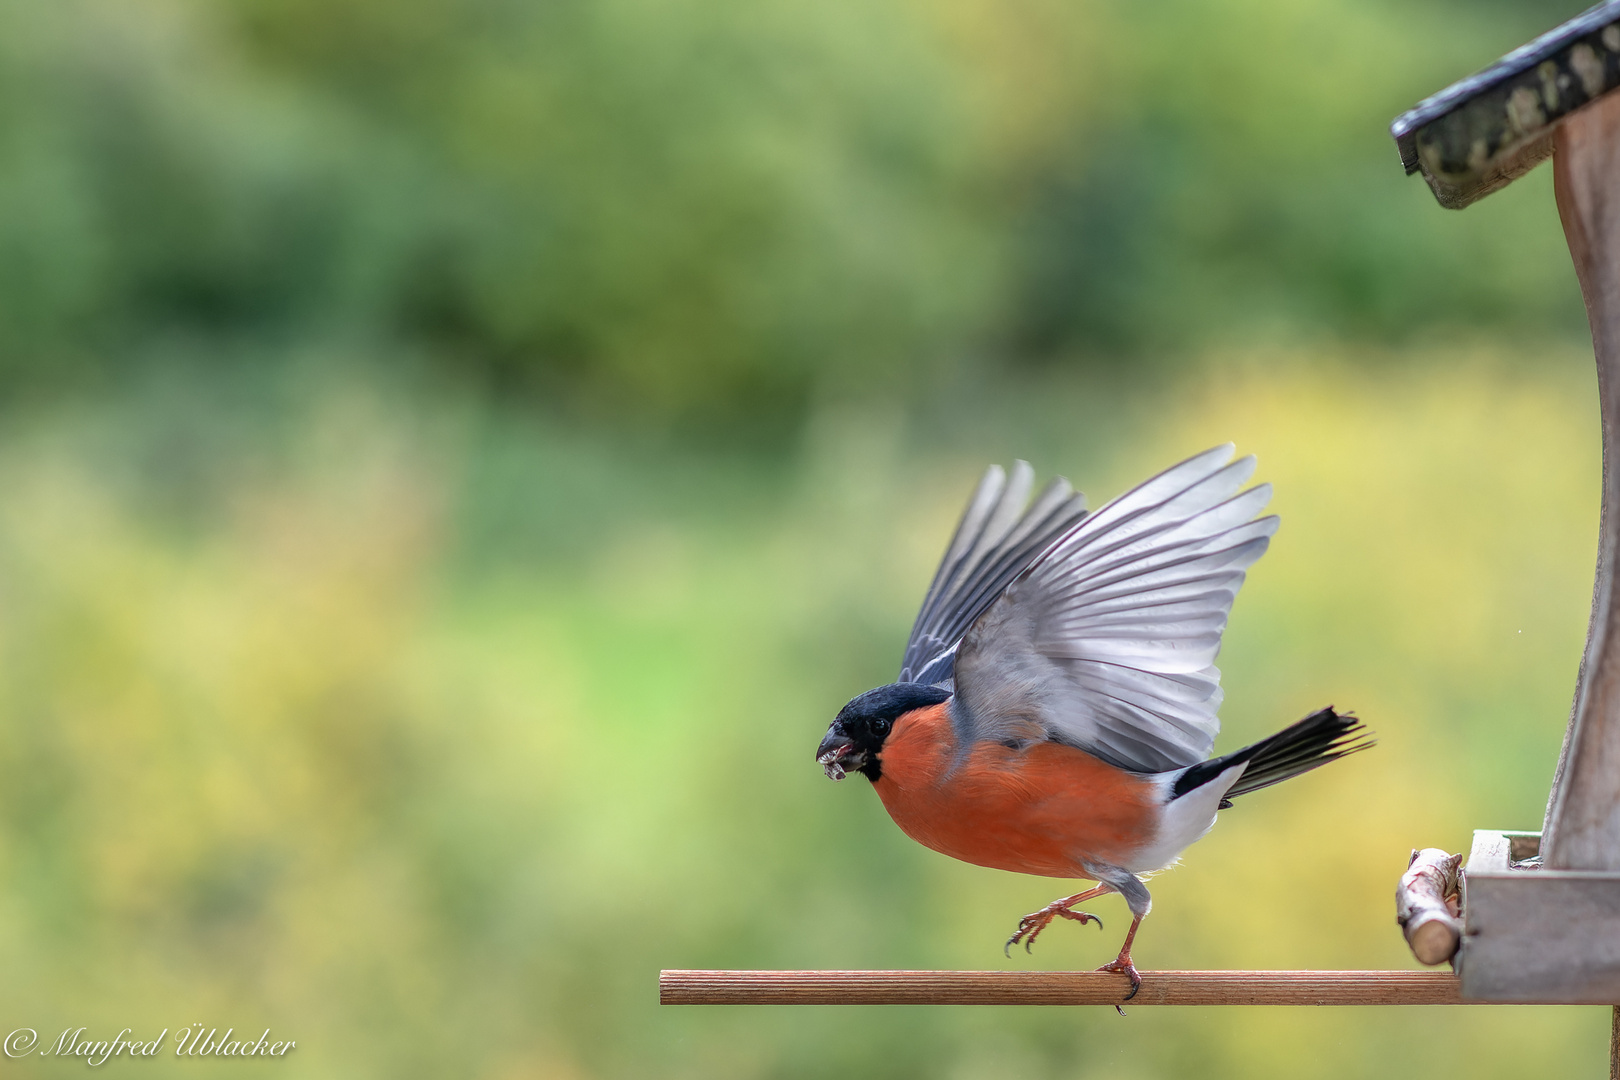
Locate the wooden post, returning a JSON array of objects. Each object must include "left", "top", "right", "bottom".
[
  {"left": 1545, "top": 88, "right": 1620, "bottom": 871},
  {"left": 1612, "top": 1005, "right": 1619, "bottom": 1080}
]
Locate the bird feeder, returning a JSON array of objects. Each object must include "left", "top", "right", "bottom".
[
  {"left": 663, "top": 3, "right": 1620, "bottom": 1070},
  {"left": 1389, "top": 0, "right": 1620, "bottom": 1006}
]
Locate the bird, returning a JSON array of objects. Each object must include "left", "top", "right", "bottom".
[{"left": 815, "top": 445, "right": 1370, "bottom": 1002}]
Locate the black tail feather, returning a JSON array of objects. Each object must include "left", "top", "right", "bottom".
[{"left": 1171, "top": 707, "right": 1372, "bottom": 803}]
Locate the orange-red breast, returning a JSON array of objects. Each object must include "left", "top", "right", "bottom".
[{"left": 815, "top": 445, "right": 1371, "bottom": 1001}]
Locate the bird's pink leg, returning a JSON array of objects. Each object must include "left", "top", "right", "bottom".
[
  {"left": 1097, "top": 912, "right": 1144, "bottom": 1002},
  {"left": 1005, "top": 885, "right": 1110, "bottom": 955}
]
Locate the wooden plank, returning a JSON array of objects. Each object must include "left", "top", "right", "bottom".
[
  {"left": 1468, "top": 829, "right": 1512, "bottom": 872},
  {"left": 1460, "top": 870, "right": 1620, "bottom": 1001},
  {"left": 1545, "top": 82, "right": 1620, "bottom": 872},
  {"left": 1460, "top": 831, "right": 1620, "bottom": 1001},
  {"left": 660, "top": 970, "right": 1469, "bottom": 1006}
]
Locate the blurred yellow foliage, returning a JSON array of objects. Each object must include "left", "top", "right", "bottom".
[{"left": 0, "top": 347, "right": 1607, "bottom": 1076}]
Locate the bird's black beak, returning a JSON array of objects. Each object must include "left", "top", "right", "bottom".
[{"left": 816, "top": 724, "right": 860, "bottom": 781}]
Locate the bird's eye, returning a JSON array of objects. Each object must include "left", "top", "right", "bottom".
[{"left": 873, "top": 718, "right": 891, "bottom": 735}]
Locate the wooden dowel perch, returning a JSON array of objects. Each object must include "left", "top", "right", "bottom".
[
  {"left": 661, "top": 970, "right": 1467, "bottom": 1006},
  {"left": 1396, "top": 847, "right": 1463, "bottom": 965}
]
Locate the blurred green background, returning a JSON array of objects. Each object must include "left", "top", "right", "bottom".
[{"left": 0, "top": 0, "right": 1614, "bottom": 1075}]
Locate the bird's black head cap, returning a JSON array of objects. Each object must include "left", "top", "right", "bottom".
[{"left": 818, "top": 682, "right": 953, "bottom": 781}]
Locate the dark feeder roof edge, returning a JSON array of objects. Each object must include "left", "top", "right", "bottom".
[{"left": 1390, "top": 0, "right": 1620, "bottom": 174}]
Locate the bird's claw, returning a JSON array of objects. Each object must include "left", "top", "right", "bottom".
[
  {"left": 1004, "top": 904, "right": 1102, "bottom": 956},
  {"left": 1097, "top": 955, "right": 1142, "bottom": 1003},
  {"left": 1003, "top": 918, "right": 1041, "bottom": 956}
]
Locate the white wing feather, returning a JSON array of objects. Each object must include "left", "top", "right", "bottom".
[{"left": 952, "top": 445, "right": 1276, "bottom": 773}]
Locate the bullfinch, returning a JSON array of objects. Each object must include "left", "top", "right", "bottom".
[{"left": 816, "top": 445, "right": 1370, "bottom": 1000}]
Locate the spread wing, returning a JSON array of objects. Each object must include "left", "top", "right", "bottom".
[
  {"left": 899, "top": 462, "right": 1090, "bottom": 687},
  {"left": 953, "top": 444, "right": 1277, "bottom": 773}
]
